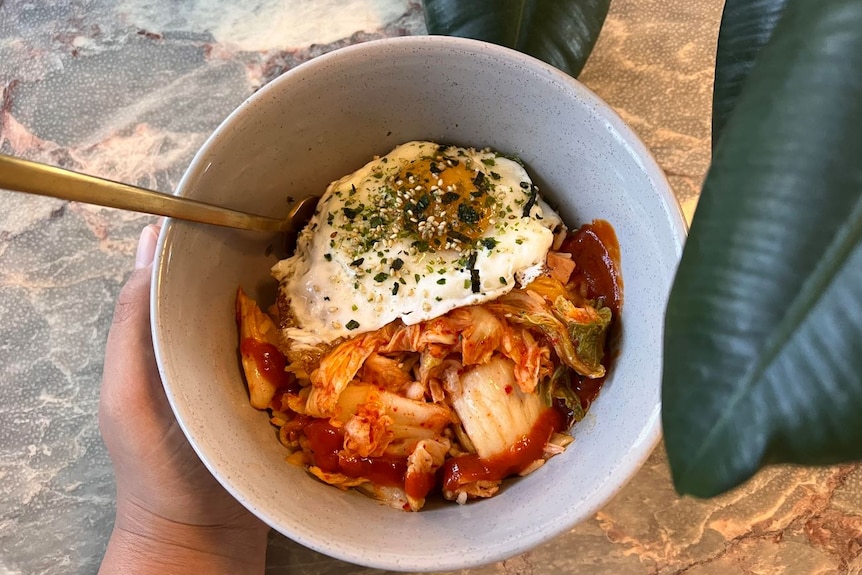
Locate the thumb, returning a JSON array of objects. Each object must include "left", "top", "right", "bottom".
[
  {"left": 100, "top": 224, "right": 162, "bottom": 426},
  {"left": 107, "top": 224, "right": 159, "bottom": 340},
  {"left": 135, "top": 223, "right": 160, "bottom": 271}
]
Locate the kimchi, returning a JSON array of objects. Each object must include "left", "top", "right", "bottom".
[{"left": 236, "top": 220, "right": 621, "bottom": 511}]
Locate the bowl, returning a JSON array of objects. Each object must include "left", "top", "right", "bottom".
[{"left": 152, "top": 36, "right": 687, "bottom": 571}]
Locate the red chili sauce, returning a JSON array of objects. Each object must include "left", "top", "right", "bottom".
[
  {"left": 558, "top": 219, "right": 623, "bottom": 409},
  {"left": 239, "top": 339, "right": 300, "bottom": 394},
  {"left": 440, "top": 408, "right": 565, "bottom": 493},
  {"left": 303, "top": 419, "right": 422, "bottom": 495}
]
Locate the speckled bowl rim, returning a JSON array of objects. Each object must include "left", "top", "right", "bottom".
[{"left": 152, "top": 35, "right": 687, "bottom": 571}]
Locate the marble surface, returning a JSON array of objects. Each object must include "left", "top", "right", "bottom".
[{"left": 1, "top": 1, "right": 860, "bottom": 574}]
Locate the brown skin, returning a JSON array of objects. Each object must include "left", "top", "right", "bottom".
[{"left": 99, "top": 224, "right": 269, "bottom": 574}]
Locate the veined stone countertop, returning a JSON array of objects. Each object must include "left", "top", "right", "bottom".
[{"left": 1, "top": 1, "right": 860, "bottom": 574}]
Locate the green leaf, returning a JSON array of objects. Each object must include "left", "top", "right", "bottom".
[
  {"left": 542, "top": 365, "right": 586, "bottom": 424},
  {"left": 553, "top": 297, "right": 612, "bottom": 374},
  {"left": 712, "top": 0, "right": 790, "bottom": 149},
  {"left": 663, "top": 0, "right": 862, "bottom": 498},
  {"left": 422, "top": 0, "right": 610, "bottom": 78}
]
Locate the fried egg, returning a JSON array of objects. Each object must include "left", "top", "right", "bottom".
[{"left": 272, "top": 141, "right": 563, "bottom": 346}]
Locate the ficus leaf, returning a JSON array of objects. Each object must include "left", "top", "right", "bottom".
[
  {"left": 422, "top": 0, "right": 610, "bottom": 78},
  {"left": 663, "top": 0, "right": 862, "bottom": 498},
  {"left": 712, "top": 0, "right": 790, "bottom": 149}
]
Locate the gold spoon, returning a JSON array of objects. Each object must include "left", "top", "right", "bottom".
[{"left": 0, "top": 154, "right": 319, "bottom": 240}]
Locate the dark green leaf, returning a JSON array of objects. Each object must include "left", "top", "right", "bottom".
[
  {"left": 542, "top": 365, "right": 586, "bottom": 424},
  {"left": 423, "top": 0, "right": 610, "bottom": 78},
  {"left": 663, "top": 0, "right": 862, "bottom": 498},
  {"left": 712, "top": 0, "right": 789, "bottom": 149},
  {"left": 554, "top": 298, "right": 611, "bottom": 374}
]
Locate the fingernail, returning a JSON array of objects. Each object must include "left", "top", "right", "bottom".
[{"left": 135, "top": 225, "right": 159, "bottom": 269}]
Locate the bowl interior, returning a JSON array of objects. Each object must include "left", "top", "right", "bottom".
[{"left": 153, "top": 36, "right": 686, "bottom": 571}]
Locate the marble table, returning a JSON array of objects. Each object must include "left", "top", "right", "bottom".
[{"left": 2, "top": 1, "right": 860, "bottom": 573}]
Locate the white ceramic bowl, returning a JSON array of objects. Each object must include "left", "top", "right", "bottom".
[{"left": 152, "top": 36, "right": 686, "bottom": 571}]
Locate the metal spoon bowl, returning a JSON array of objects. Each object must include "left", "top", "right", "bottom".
[{"left": 0, "top": 154, "right": 319, "bottom": 243}]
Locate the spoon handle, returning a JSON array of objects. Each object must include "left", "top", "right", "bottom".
[{"left": 0, "top": 154, "right": 289, "bottom": 232}]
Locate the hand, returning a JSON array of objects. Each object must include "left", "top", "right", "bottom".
[{"left": 99, "top": 224, "right": 269, "bottom": 574}]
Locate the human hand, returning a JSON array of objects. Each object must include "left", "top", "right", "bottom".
[{"left": 99, "top": 224, "right": 268, "bottom": 574}]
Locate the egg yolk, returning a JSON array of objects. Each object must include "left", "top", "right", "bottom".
[{"left": 393, "top": 157, "right": 496, "bottom": 249}]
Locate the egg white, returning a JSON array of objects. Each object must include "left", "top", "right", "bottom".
[{"left": 272, "top": 141, "right": 563, "bottom": 346}]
